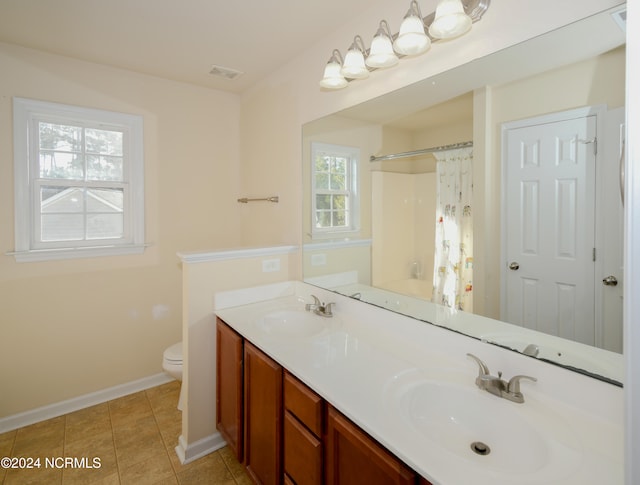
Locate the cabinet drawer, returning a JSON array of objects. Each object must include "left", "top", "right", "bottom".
[
  {"left": 284, "top": 371, "right": 323, "bottom": 436},
  {"left": 284, "top": 411, "right": 322, "bottom": 485}
]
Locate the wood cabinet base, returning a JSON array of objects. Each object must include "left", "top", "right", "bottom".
[
  {"left": 326, "top": 405, "right": 418, "bottom": 485},
  {"left": 244, "top": 342, "right": 283, "bottom": 485}
]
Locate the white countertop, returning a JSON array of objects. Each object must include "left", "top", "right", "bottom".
[{"left": 214, "top": 282, "right": 624, "bottom": 485}]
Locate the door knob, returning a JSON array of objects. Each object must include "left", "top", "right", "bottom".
[
  {"left": 508, "top": 262, "right": 520, "bottom": 271},
  {"left": 602, "top": 275, "right": 618, "bottom": 286}
]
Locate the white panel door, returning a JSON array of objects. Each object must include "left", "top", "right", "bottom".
[{"left": 504, "top": 114, "right": 596, "bottom": 345}]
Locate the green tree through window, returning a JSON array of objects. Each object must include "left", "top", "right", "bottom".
[{"left": 311, "top": 143, "right": 359, "bottom": 235}]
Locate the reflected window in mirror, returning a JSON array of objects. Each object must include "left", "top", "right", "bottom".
[{"left": 311, "top": 142, "right": 360, "bottom": 237}]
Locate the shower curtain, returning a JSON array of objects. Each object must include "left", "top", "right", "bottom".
[{"left": 431, "top": 147, "right": 473, "bottom": 312}]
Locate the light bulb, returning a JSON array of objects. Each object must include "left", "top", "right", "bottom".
[
  {"left": 319, "top": 60, "right": 348, "bottom": 89},
  {"left": 429, "top": 0, "right": 472, "bottom": 39},
  {"left": 394, "top": 14, "right": 431, "bottom": 56},
  {"left": 341, "top": 47, "right": 369, "bottom": 79},
  {"left": 366, "top": 23, "right": 399, "bottom": 69}
]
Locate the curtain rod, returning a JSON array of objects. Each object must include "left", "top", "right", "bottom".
[{"left": 369, "top": 141, "right": 473, "bottom": 162}]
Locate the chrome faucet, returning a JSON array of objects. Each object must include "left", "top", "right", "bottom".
[
  {"left": 467, "top": 353, "right": 537, "bottom": 404},
  {"left": 305, "top": 295, "right": 334, "bottom": 317}
]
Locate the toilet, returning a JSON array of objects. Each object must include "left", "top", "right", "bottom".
[{"left": 162, "top": 342, "right": 184, "bottom": 410}]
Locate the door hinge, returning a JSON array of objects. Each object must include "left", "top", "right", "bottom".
[{"left": 593, "top": 247, "right": 596, "bottom": 262}]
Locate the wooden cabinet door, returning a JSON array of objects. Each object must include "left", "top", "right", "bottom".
[
  {"left": 244, "top": 342, "right": 283, "bottom": 485},
  {"left": 326, "top": 406, "right": 416, "bottom": 485},
  {"left": 216, "top": 318, "right": 244, "bottom": 461}
]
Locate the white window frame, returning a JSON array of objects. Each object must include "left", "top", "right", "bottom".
[
  {"left": 12, "top": 97, "right": 146, "bottom": 262},
  {"left": 311, "top": 142, "right": 360, "bottom": 237}
]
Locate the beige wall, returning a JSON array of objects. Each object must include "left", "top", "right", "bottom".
[
  {"left": 303, "top": 246, "right": 371, "bottom": 285},
  {"left": 0, "top": 42, "right": 242, "bottom": 417},
  {"left": 491, "top": 46, "right": 625, "bottom": 124},
  {"left": 239, "top": 80, "right": 302, "bottom": 246}
]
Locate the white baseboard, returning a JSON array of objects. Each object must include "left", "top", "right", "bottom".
[
  {"left": 175, "top": 432, "right": 226, "bottom": 465},
  {"left": 0, "top": 373, "right": 174, "bottom": 433}
]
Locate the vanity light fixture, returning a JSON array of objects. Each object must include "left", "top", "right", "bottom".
[
  {"left": 341, "top": 35, "right": 370, "bottom": 79},
  {"left": 366, "top": 20, "right": 399, "bottom": 68},
  {"left": 319, "top": 0, "right": 490, "bottom": 90},
  {"left": 393, "top": 0, "right": 431, "bottom": 56}
]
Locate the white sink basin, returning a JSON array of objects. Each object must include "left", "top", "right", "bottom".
[
  {"left": 404, "top": 381, "right": 548, "bottom": 473},
  {"left": 386, "top": 371, "right": 582, "bottom": 479},
  {"left": 256, "top": 309, "right": 337, "bottom": 338}
]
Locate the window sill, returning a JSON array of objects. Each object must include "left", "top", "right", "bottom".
[
  {"left": 303, "top": 238, "right": 372, "bottom": 251},
  {"left": 8, "top": 244, "right": 150, "bottom": 263},
  {"left": 310, "top": 228, "right": 363, "bottom": 240}
]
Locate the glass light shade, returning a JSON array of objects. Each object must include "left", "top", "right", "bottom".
[
  {"left": 428, "top": 0, "right": 472, "bottom": 39},
  {"left": 393, "top": 14, "right": 431, "bottom": 56},
  {"left": 366, "top": 32, "right": 399, "bottom": 68},
  {"left": 319, "top": 61, "right": 348, "bottom": 89},
  {"left": 341, "top": 48, "right": 369, "bottom": 79}
]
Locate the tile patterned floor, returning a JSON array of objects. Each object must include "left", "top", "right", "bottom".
[{"left": 0, "top": 381, "right": 251, "bottom": 484}]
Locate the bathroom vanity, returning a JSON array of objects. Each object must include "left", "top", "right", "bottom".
[
  {"left": 217, "top": 317, "right": 422, "bottom": 485},
  {"left": 214, "top": 281, "right": 623, "bottom": 485}
]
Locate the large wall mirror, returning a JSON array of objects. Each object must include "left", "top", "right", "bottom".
[{"left": 302, "top": 4, "right": 626, "bottom": 385}]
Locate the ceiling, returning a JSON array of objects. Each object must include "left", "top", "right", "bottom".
[
  {"left": 0, "top": 0, "right": 377, "bottom": 94},
  {"left": 384, "top": 92, "right": 474, "bottom": 132}
]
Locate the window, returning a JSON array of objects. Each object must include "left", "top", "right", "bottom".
[
  {"left": 12, "top": 98, "right": 145, "bottom": 261},
  {"left": 311, "top": 142, "right": 359, "bottom": 236}
]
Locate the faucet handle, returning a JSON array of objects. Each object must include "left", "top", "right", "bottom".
[
  {"left": 507, "top": 375, "right": 537, "bottom": 395},
  {"left": 305, "top": 295, "right": 321, "bottom": 311},
  {"left": 467, "top": 353, "right": 490, "bottom": 376},
  {"left": 522, "top": 344, "right": 540, "bottom": 357},
  {"left": 324, "top": 302, "right": 335, "bottom": 316}
]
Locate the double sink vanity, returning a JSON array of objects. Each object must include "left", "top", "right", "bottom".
[{"left": 213, "top": 281, "right": 623, "bottom": 484}]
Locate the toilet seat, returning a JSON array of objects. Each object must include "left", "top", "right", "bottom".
[
  {"left": 163, "top": 342, "right": 183, "bottom": 364},
  {"left": 162, "top": 341, "right": 184, "bottom": 411}
]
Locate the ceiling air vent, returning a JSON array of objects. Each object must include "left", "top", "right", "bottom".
[
  {"left": 610, "top": 7, "right": 626, "bottom": 33},
  {"left": 209, "top": 64, "right": 244, "bottom": 80}
]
